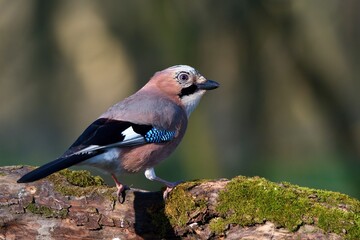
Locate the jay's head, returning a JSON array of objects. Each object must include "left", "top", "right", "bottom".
[{"left": 147, "top": 65, "right": 219, "bottom": 117}]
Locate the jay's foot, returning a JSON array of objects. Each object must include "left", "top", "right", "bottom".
[
  {"left": 163, "top": 180, "right": 183, "bottom": 199},
  {"left": 144, "top": 168, "right": 183, "bottom": 199},
  {"left": 111, "top": 174, "right": 129, "bottom": 203},
  {"left": 116, "top": 184, "right": 130, "bottom": 204}
]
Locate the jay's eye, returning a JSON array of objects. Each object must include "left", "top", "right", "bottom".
[{"left": 177, "top": 72, "right": 190, "bottom": 82}]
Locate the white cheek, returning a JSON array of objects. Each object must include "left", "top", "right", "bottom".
[{"left": 181, "top": 90, "right": 205, "bottom": 117}]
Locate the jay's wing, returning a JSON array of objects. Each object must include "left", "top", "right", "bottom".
[
  {"left": 17, "top": 118, "right": 176, "bottom": 183},
  {"left": 67, "top": 118, "right": 176, "bottom": 154}
]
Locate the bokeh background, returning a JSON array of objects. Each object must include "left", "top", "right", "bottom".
[{"left": 1, "top": 0, "right": 359, "bottom": 198}]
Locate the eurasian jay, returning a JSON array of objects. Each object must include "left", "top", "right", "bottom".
[{"left": 17, "top": 65, "right": 219, "bottom": 202}]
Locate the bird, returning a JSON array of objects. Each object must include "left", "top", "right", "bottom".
[{"left": 17, "top": 65, "right": 219, "bottom": 202}]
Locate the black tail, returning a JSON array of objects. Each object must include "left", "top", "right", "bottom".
[{"left": 17, "top": 152, "right": 99, "bottom": 183}]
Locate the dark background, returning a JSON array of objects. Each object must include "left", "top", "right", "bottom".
[{"left": 1, "top": 0, "right": 359, "bottom": 198}]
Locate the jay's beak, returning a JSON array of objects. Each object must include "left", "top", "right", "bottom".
[{"left": 197, "top": 80, "right": 220, "bottom": 90}]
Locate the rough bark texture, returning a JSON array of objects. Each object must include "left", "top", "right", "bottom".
[{"left": 0, "top": 166, "right": 358, "bottom": 239}]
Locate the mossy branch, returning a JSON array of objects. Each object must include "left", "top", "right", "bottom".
[{"left": 0, "top": 166, "right": 359, "bottom": 239}]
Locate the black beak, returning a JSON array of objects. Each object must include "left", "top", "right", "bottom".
[{"left": 197, "top": 80, "right": 220, "bottom": 90}]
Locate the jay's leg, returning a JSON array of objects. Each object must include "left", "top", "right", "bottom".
[
  {"left": 144, "top": 168, "right": 182, "bottom": 199},
  {"left": 111, "top": 174, "right": 128, "bottom": 203}
]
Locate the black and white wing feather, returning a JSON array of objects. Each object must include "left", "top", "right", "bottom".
[{"left": 17, "top": 118, "right": 175, "bottom": 183}]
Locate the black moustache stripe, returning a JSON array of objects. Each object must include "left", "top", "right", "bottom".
[{"left": 179, "top": 84, "right": 198, "bottom": 98}]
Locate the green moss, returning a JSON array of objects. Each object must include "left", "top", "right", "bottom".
[
  {"left": 209, "top": 217, "right": 228, "bottom": 234},
  {"left": 165, "top": 180, "right": 207, "bottom": 227},
  {"left": 26, "top": 202, "right": 68, "bottom": 218},
  {"left": 213, "top": 176, "right": 360, "bottom": 239},
  {"left": 58, "top": 169, "right": 105, "bottom": 187},
  {"left": 48, "top": 169, "right": 116, "bottom": 201},
  {"left": 0, "top": 172, "right": 6, "bottom": 177}
]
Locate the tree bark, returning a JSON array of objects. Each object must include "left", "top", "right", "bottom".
[{"left": 0, "top": 166, "right": 358, "bottom": 239}]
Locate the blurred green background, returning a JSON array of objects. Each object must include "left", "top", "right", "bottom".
[{"left": 1, "top": 0, "right": 359, "bottom": 198}]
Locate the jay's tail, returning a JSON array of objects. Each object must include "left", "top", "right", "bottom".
[{"left": 17, "top": 151, "right": 99, "bottom": 183}]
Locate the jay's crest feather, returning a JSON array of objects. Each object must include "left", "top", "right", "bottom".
[{"left": 17, "top": 65, "right": 219, "bottom": 193}]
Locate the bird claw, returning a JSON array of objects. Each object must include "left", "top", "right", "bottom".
[
  {"left": 162, "top": 180, "right": 183, "bottom": 199},
  {"left": 163, "top": 187, "right": 173, "bottom": 200},
  {"left": 166, "top": 180, "right": 183, "bottom": 188},
  {"left": 116, "top": 185, "right": 130, "bottom": 204}
]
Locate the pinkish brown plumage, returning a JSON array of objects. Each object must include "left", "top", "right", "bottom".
[{"left": 17, "top": 65, "right": 219, "bottom": 202}]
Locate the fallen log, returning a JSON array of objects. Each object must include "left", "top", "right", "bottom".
[{"left": 0, "top": 166, "right": 359, "bottom": 239}]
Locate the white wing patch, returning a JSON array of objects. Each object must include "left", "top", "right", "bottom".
[
  {"left": 74, "top": 126, "right": 146, "bottom": 155},
  {"left": 122, "top": 126, "right": 142, "bottom": 141}
]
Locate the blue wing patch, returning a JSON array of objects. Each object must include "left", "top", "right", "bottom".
[
  {"left": 62, "top": 118, "right": 177, "bottom": 156},
  {"left": 144, "top": 128, "right": 175, "bottom": 143}
]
